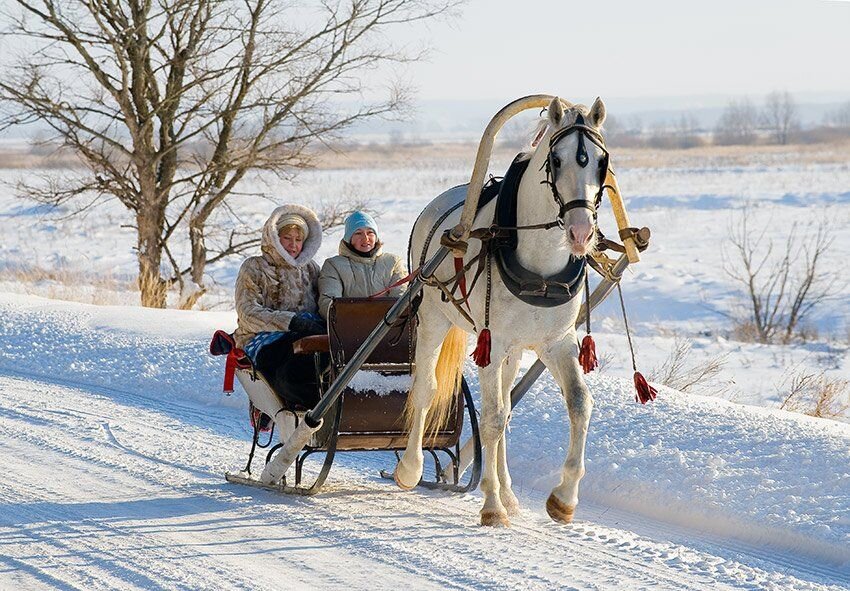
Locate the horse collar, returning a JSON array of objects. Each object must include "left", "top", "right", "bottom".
[{"left": 493, "top": 156, "right": 585, "bottom": 308}]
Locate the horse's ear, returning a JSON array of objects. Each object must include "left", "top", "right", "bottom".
[
  {"left": 548, "top": 97, "right": 565, "bottom": 127},
  {"left": 589, "top": 97, "right": 606, "bottom": 127}
]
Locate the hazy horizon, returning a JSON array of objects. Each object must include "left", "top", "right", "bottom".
[{"left": 394, "top": 0, "right": 850, "bottom": 101}]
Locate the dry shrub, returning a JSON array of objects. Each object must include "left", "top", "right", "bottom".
[
  {"left": 650, "top": 337, "right": 728, "bottom": 394},
  {"left": 0, "top": 264, "right": 135, "bottom": 305},
  {"left": 779, "top": 370, "right": 849, "bottom": 420},
  {"left": 595, "top": 350, "right": 617, "bottom": 375},
  {"left": 723, "top": 211, "right": 842, "bottom": 345}
]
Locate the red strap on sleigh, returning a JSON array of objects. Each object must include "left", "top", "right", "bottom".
[{"left": 209, "top": 330, "right": 251, "bottom": 393}]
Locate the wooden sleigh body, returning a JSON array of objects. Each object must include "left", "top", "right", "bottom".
[{"left": 226, "top": 297, "right": 482, "bottom": 495}]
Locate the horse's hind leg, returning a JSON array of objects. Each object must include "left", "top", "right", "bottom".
[
  {"left": 537, "top": 339, "right": 593, "bottom": 523},
  {"left": 395, "top": 313, "right": 453, "bottom": 489},
  {"left": 497, "top": 354, "right": 521, "bottom": 515}
]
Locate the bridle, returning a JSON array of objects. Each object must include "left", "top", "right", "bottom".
[{"left": 541, "top": 113, "right": 610, "bottom": 227}]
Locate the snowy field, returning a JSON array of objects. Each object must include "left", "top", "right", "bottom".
[
  {"left": 2, "top": 147, "right": 848, "bottom": 412},
  {"left": 1, "top": 145, "right": 849, "bottom": 589}
]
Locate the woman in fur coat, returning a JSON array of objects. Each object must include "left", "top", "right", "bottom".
[{"left": 234, "top": 204, "right": 326, "bottom": 408}]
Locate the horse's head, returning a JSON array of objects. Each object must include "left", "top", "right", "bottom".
[{"left": 536, "top": 97, "right": 608, "bottom": 258}]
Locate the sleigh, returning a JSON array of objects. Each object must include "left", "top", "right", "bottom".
[
  {"left": 221, "top": 94, "right": 652, "bottom": 507},
  {"left": 224, "top": 297, "right": 482, "bottom": 494}
]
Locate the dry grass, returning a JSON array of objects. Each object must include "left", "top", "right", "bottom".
[
  {"left": 594, "top": 349, "right": 617, "bottom": 375},
  {"left": 305, "top": 138, "right": 850, "bottom": 171},
  {"left": 0, "top": 147, "right": 84, "bottom": 169},
  {"left": 779, "top": 369, "right": 849, "bottom": 420},
  {"left": 650, "top": 337, "right": 729, "bottom": 395},
  {"left": 4, "top": 138, "right": 850, "bottom": 173},
  {"left": 0, "top": 264, "right": 137, "bottom": 305}
]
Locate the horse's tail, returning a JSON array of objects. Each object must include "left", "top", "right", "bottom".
[{"left": 406, "top": 325, "right": 467, "bottom": 439}]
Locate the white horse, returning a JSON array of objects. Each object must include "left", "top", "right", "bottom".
[{"left": 395, "top": 97, "right": 607, "bottom": 526}]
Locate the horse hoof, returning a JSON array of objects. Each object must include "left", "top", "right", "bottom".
[
  {"left": 546, "top": 494, "right": 575, "bottom": 524},
  {"left": 393, "top": 468, "right": 416, "bottom": 490},
  {"left": 393, "top": 458, "right": 420, "bottom": 490},
  {"left": 480, "top": 510, "right": 510, "bottom": 527},
  {"left": 501, "top": 494, "right": 521, "bottom": 517}
]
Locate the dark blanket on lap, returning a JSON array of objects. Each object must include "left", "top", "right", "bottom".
[{"left": 253, "top": 332, "right": 328, "bottom": 410}]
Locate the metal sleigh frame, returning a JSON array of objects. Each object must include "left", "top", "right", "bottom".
[
  {"left": 226, "top": 375, "right": 482, "bottom": 495},
  {"left": 225, "top": 94, "right": 646, "bottom": 495}
]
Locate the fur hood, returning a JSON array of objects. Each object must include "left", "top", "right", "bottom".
[{"left": 261, "top": 204, "right": 323, "bottom": 268}]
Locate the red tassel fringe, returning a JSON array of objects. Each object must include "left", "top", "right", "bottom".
[
  {"left": 578, "top": 335, "right": 598, "bottom": 374},
  {"left": 472, "top": 328, "right": 491, "bottom": 367},
  {"left": 633, "top": 371, "right": 658, "bottom": 404}
]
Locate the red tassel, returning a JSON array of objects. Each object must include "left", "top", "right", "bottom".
[
  {"left": 633, "top": 371, "right": 658, "bottom": 404},
  {"left": 578, "top": 334, "right": 598, "bottom": 374},
  {"left": 472, "top": 328, "right": 491, "bottom": 367}
]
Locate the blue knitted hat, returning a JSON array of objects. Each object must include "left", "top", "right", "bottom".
[{"left": 343, "top": 211, "right": 378, "bottom": 242}]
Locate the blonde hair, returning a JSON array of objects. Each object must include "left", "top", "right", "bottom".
[{"left": 278, "top": 224, "right": 305, "bottom": 240}]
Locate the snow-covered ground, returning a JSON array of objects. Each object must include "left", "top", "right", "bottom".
[
  {"left": 1, "top": 146, "right": 849, "bottom": 588},
  {"left": 0, "top": 293, "right": 848, "bottom": 590}
]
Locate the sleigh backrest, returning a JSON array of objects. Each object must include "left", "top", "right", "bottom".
[{"left": 327, "top": 297, "right": 416, "bottom": 374}]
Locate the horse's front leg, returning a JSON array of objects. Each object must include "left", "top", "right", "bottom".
[
  {"left": 478, "top": 353, "right": 511, "bottom": 526},
  {"left": 394, "top": 316, "right": 452, "bottom": 489},
  {"left": 537, "top": 338, "right": 593, "bottom": 523},
  {"left": 496, "top": 354, "right": 521, "bottom": 516}
]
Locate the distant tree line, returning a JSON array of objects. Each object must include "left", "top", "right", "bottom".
[{"left": 603, "top": 91, "right": 850, "bottom": 149}]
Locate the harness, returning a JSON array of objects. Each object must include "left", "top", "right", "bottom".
[
  {"left": 420, "top": 114, "right": 612, "bottom": 315},
  {"left": 542, "top": 113, "right": 610, "bottom": 223}
]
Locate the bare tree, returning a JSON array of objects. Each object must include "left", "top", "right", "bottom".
[
  {"left": 714, "top": 98, "right": 759, "bottom": 145},
  {"left": 673, "top": 113, "right": 703, "bottom": 149},
  {"left": 0, "top": 0, "right": 457, "bottom": 308},
  {"left": 824, "top": 101, "right": 850, "bottom": 129},
  {"left": 722, "top": 209, "right": 842, "bottom": 344},
  {"left": 762, "top": 91, "right": 799, "bottom": 145}
]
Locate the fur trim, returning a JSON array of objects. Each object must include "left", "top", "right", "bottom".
[{"left": 262, "top": 204, "right": 322, "bottom": 268}]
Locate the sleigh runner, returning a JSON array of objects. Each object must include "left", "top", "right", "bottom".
[{"left": 214, "top": 95, "right": 653, "bottom": 523}]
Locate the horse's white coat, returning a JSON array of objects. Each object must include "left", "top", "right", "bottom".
[{"left": 396, "top": 98, "right": 608, "bottom": 526}]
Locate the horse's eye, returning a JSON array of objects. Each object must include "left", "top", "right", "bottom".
[{"left": 552, "top": 156, "right": 562, "bottom": 168}]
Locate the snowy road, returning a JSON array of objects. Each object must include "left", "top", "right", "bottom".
[{"left": 2, "top": 371, "right": 847, "bottom": 591}]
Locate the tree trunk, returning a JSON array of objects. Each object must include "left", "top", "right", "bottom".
[
  {"left": 178, "top": 219, "right": 207, "bottom": 309},
  {"left": 137, "top": 209, "right": 167, "bottom": 308}
]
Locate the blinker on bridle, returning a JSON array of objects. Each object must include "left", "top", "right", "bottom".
[{"left": 542, "top": 113, "right": 610, "bottom": 224}]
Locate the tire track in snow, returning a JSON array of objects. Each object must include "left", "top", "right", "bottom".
[
  {"left": 0, "top": 376, "right": 463, "bottom": 590},
  {"left": 0, "top": 379, "right": 685, "bottom": 590},
  {"left": 1, "top": 371, "right": 846, "bottom": 590}
]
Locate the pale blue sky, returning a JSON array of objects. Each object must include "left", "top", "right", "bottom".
[{"left": 391, "top": 0, "right": 850, "bottom": 102}]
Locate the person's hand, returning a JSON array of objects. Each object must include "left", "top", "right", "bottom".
[{"left": 289, "top": 312, "right": 325, "bottom": 335}]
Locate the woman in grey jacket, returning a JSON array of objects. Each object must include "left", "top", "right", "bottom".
[{"left": 318, "top": 211, "right": 407, "bottom": 319}]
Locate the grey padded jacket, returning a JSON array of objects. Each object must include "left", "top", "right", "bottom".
[{"left": 318, "top": 240, "right": 406, "bottom": 319}]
